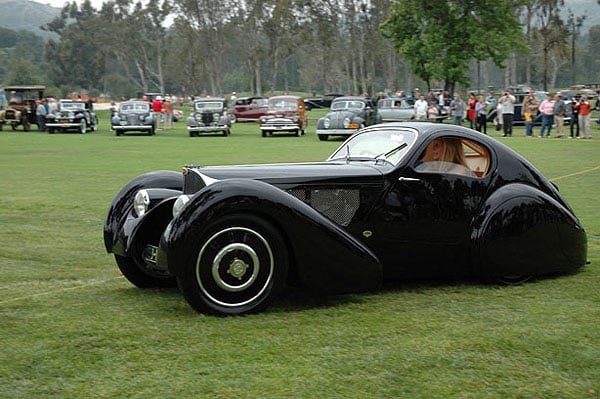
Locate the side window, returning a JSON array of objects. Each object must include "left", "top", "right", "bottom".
[{"left": 415, "top": 137, "right": 490, "bottom": 178}]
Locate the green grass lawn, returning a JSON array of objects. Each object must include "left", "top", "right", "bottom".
[{"left": 1, "top": 109, "right": 599, "bottom": 398}]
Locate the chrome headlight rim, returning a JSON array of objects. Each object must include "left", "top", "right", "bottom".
[
  {"left": 133, "top": 189, "right": 150, "bottom": 217},
  {"left": 173, "top": 195, "right": 191, "bottom": 217}
]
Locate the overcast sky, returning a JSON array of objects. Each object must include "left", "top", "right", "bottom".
[{"left": 35, "top": 0, "right": 108, "bottom": 9}]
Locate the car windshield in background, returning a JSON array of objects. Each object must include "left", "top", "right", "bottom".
[
  {"left": 269, "top": 99, "right": 298, "bottom": 110},
  {"left": 121, "top": 103, "right": 149, "bottom": 112},
  {"left": 331, "top": 100, "right": 366, "bottom": 111},
  {"left": 61, "top": 102, "right": 85, "bottom": 111},
  {"left": 328, "top": 127, "right": 418, "bottom": 166},
  {"left": 195, "top": 102, "right": 223, "bottom": 111}
]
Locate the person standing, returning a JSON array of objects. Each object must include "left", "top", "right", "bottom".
[
  {"left": 475, "top": 95, "right": 487, "bottom": 134},
  {"left": 413, "top": 94, "right": 428, "bottom": 120},
  {"left": 450, "top": 93, "right": 464, "bottom": 125},
  {"left": 538, "top": 93, "right": 554, "bottom": 138},
  {"left": 522, "top": 90, "right": 539, "bottom": 137},
  {"left": 467, "top": 92, "right": 477, "bottom": 129},
  {"left": 553, "top": 93, "right": 566, "bottom": 138},
  {"left": 162, "top": 96, "right": 173, "bottom": 129},
  {"left": 152, "top": 96, "right": 163, "bottom": 130},
  {"left": 427, "top": 100, "right": 439, "bottom": 122},
  {"left": 574, "top": 95, "right": 592, "bottom": 139},
  {"left": 498, "top": 89, "right": 516, "bottom": 137},
  {"left": 568, "top": 94, "right": 579, "bottom": 138},
  {"left": 35, "top": 99, "right": 46, "bottom": 131}
]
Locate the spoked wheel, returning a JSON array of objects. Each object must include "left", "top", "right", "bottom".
[
  {"left": 177, "top": 214, "right": 288, "bottom": 315},
  {"left": 115, "top": 254, "right": 176, "bottom": 288}
]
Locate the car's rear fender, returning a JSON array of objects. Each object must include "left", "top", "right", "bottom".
[
  {"left": 470, "top": 182, "right": 587, "bottom": 278},
  {"left": 104, "top": 171, "right": 182, "bottom": 254},
  {"left": 159, "top": 178, "right": 383, "bottom": 293}
]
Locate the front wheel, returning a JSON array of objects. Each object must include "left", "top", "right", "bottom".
[
  {"left": 177, "top": 214, "right": 288, "bottom": 315},
  {"left": 79, "top": 119, "right": 87, "bottom": 134},
  {"left": 318, "top": 134, "right": 328, "bottom": 141},
  {"left": 115, "top": 254, "right": 176, "bottom": 288}
]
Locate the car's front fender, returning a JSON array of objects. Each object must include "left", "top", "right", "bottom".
[
  {"left": 471, "top": 183, "right": 587, "bottom": 278},
  {"left": 104, "top": 171, "right": 183, "bottom": 255},
  {"left": 159, "top": 179, "right": 383, "bottom": 293}
]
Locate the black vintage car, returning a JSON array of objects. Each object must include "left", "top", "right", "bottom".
[
  {"left": 187, "top": 97, "right": 231, "bottom": 137},
  {"left": 111, "top": 101, "right": 155, "bottom": 136},
  {"left": 316, "top": 96, "right": 380, "bottom": 141},
  {"left": 104, "top": 122, "right": 587, "bottom": 315},
  {"left": 45, "top": 99, "right": 98, "bottom": 134}
]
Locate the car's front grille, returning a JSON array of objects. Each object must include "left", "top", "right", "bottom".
[
  {"left": 126, "top": 115, "right": 139, "bottom": 124},
  {"left": 201, "top": 113, "right": 214, "bottom": 124},
  {"left": 286, "top": 188, "right": 360, "bottom": 227}
]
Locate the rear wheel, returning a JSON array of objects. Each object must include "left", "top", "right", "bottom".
[{"left": 177, "top": 214, "right": 288, "bottom": 315}]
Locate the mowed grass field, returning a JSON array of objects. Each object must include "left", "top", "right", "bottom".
[{"left": 1, "top": 107, "right": 599, "bottom": 398}]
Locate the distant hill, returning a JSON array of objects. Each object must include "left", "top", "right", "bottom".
[{"left": 0, "top": 0, "right": 60, "bottom": 39}]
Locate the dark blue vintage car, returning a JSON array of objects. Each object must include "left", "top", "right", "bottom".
[{"left": 104, "top": 122, "right": 587, "bottom": 315}]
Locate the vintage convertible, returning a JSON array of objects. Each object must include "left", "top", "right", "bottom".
[{"left": 104, "top": 122, "right": 587, "bottom": 315}]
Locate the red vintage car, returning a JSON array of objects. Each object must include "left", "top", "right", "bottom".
[{"left": 228, "top": 96, "right": 268, "bottom": 123}]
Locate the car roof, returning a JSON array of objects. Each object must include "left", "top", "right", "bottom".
[{"left": 269, "top": 95, "right": 301, "bottom": 100}]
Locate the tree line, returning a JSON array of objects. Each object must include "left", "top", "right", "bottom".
[{"left": 1, "top": 0, "right": 599, "bottom": 99}]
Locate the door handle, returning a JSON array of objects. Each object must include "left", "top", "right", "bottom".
[{"left": 398, "top": 177, "right": 421, "bottom": 182}]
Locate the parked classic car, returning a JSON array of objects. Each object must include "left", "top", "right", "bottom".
[
  {"left": 111, "top": 101, "right": 155, "bottom": 136},
  {"left": 304, "top": 93, "right": 343, "bottom": 111},
  {"left": 104, "top": 122, "right": 587, "bottom": 316},
  {"left": 187, "top": 97, "right": 231, "bottom": 136},
  {"left": 228, "top": 96, "right": 268, "bottom": 123},
  {"left": 377, "top": 97, "right": 448, "bottom": 123},
  {"left": 316, "top": 96, "right": 380, "bottom": 141},
  {"left": 259, "top": 95, "right": 307, "bottom": 136},
  {"left": 377, "top": 97, "right": 415, "bottom": 122},
  {"left": 0, "top": 85, "right": 45, "bottom": 131},
  {"left": 45, "top": 99, "right": 98, "bottom": 134}
]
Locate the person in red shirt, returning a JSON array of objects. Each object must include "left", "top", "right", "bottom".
[
  {"left": 152, "top": 96, "right": 163, "bottom": 130},
  {"left": 467, "top": 92, "right": 477, "bottom": 129},
  {"left": 573, "top": 95, "right": 592, "bottom": 139}
]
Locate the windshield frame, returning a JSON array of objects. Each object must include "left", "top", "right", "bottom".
[{"left": 327, "top": 126, "right": 419, "bottom": 166}]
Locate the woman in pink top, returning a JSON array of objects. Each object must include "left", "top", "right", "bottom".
[{"left": 538, "top": 93, "right": 554, "bottom": 138}]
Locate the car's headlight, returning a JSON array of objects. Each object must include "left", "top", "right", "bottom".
[
  {"left": 343, "top": 117, "right": 351, "bottom": 128},
  {"left": 173, "top": 195, "right": 190, "bottom": 217},
  {"left": 324, "top": 118, "right": 330, "bottom": 128},
  {"left": 133, "top": 190, "right": 150, "bottom": 217}
]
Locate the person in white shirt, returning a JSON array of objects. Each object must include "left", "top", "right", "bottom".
[
  {"left": 498, "top": 89, "right": 516, "bottom": 136},
  {"left": 413, "top": 94, "right": 428, "bottom": 120}
]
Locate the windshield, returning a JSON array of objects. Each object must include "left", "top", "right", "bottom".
[
  {"left": 120, "top": 102, "right": 149, "bottom": 112},
  {"left": 327, "top": 127, "right": 418, "bottom": 166},
  {"left": 269, "top": 99, "right": 298, "bottom": 110},
  {"left": 331, "top": 100, "right": 365, "bottom": 111},
  {"left": 195, "top": 101, "right": 223, "bottom": 111},
  {"left": 60, "top": 102, "right": 86, "bottom": 111}
]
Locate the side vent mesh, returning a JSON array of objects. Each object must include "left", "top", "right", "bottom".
[{"left": 287, "top": 188, "right": 359, "bottom": 226}]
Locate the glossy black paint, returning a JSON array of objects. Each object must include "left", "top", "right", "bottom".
[{"left": 104, "top": 122, "right": 587, "bottom": 314}]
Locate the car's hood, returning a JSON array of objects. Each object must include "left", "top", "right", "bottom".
[{"left": 184, "top": 161, "right": 386, "bottom": 193}]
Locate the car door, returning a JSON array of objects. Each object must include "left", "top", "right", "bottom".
[{"left": 369, "top": 135, "right": 492, "bottom": 279}]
